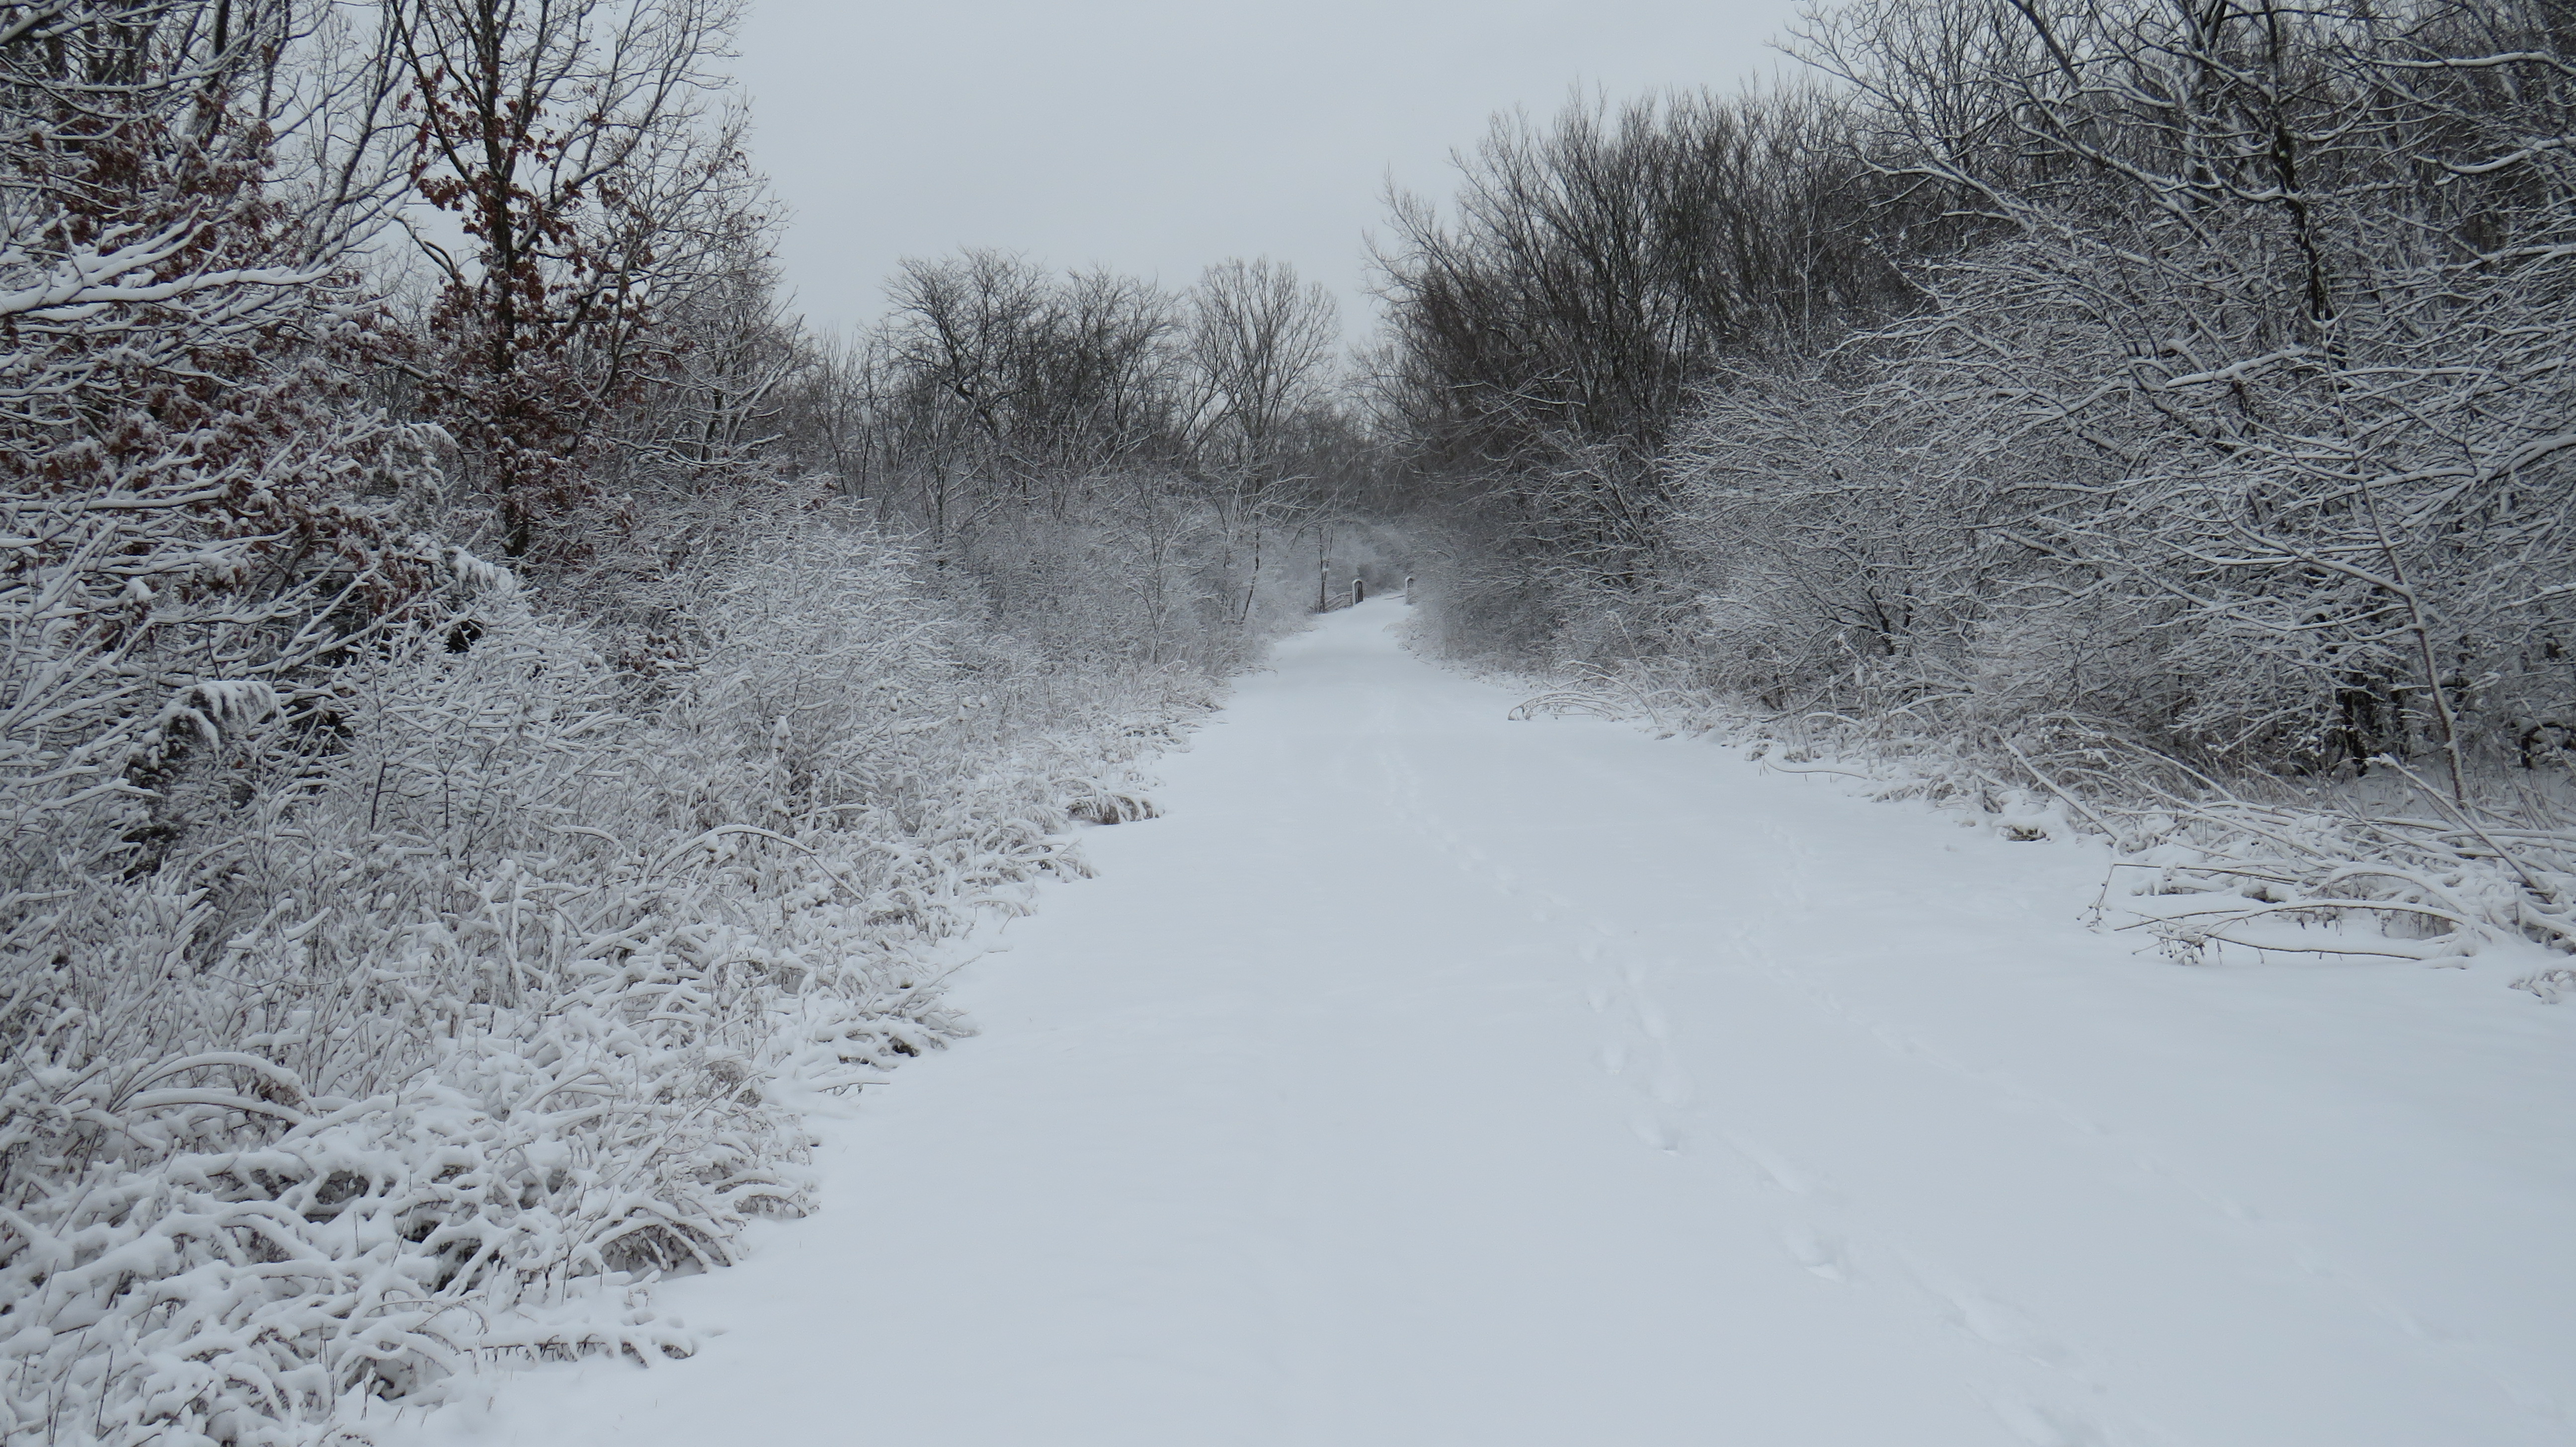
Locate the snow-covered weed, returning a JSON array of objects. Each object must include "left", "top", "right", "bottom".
[{"left": 0, "top": 518, "right": 1212, "bottom": 1445}]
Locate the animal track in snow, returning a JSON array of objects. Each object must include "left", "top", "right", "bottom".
[
  {"left": 1583, "top": 952, "right": 1695, "bottom": 1159},
  {"left": 1780, "top": 1223, "right": 1851, "bottom": 1283},
  {"left": 1630, "top": 1115, "right": 1683, "bottom": 1153},
  {"left": 1720, "top": 1132, "right": 1825, "bottom": 1197},
  {"left": 1936, "top": 1287, "right": 2083, "bottom": 1370},
  {"left": 1984, "top": 1390, "right": 2116, "bottom": 1447}
]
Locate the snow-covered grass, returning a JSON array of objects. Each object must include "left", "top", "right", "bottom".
[{"left": 0, "top": 517, "right": 1222, "bottom": 1446}]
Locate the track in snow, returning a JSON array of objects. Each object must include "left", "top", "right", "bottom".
[{"left": 405, "top": 600, "right": 2576, "bottom": 1447}]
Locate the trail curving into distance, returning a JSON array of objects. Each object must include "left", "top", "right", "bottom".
[{"left": 406, "top": 600, "right": 2576, "bottom": 1447}]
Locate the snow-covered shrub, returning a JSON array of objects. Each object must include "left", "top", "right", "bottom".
[
  {"left": 1415, "top": 1, "right": 2576, "bottom": 985},
  {"left": 0, "top": 508, "right": 1218, "bottom": 1445},
  {"left": 2, "top": 3, "right": 1316, "bottom": 1441}
]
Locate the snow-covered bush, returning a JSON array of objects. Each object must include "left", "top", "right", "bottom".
[
  {"left": 2, "top": 4, "right": 1323, "bottom": 1443},
  {"left": 0, "top": 509, "right": 1219, "bottom": 1445},
  {"left": 1400, "top": 0, "right": 2576, "bottom": 984}
]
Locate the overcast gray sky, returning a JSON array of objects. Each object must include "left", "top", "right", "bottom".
[{"left": 728, "top": 0, "right": 1811, "bottom": 345}]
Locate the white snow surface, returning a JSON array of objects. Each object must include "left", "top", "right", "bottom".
[{"left": 402, "top": 600, "right": 2576, "bottom": 1447}]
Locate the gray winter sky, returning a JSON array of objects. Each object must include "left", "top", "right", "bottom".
[{"left": 728, "top": 0, "right": 1811, "bottom": 346}]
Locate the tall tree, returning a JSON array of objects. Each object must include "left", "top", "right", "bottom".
[
  {"left": 391, "top": 0, "right": 748, "bottom": 558},
  {"left": 1188, "top": 257, "right": 1339, "bottom": 475}
]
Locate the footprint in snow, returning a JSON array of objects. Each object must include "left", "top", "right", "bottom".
[
  {"left": 1630, "top": 1116, "right": 1683, "bottom": 1153},
  {"left": 1984, "top": 1390, "right": 2115, "bottom": 1447},
  {"left": 1721, "top": 1133, "right": 1824, "bottom": 1197},
  {"left": 1780, "top": 1223, "right": 1852, "bottom": 1283},
  {"left": 1936, "top": 1288, "right": 2082, "bottom": 1370}
]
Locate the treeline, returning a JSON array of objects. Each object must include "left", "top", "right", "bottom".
[
  {"left": 1379, "top": 0, "right": 2576, "bottom": 967},
  {"left": 1373, "top": 82, "right": 1949, "bottom": 604},
  {"left": 0, "top": 3, "right": 1382, "bottom": 1442},
  {"left": 1386, "top": 0, "right": 2576, "bottom": 790},
  {"left": 802, "top": 249, "right": 1396, "bottom": 659}
]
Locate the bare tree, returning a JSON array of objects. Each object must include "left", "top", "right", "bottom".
[
  {"left": 1372, "top": 85, "right": 1943, "bottom": 616},
  {"left": 389, "top": 0, "right": 749, "bottom": 559},
  {"left": 1188, "top": 257, "right": 1339, "bottom": 470},
  {"left": 874, "top": 248, "right": 1189, "bottom": 535},
  {"left": 1183, "top": 257, "right": 1339, "bottom": 620}
]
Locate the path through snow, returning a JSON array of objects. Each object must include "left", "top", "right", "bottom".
[{"left": 405, "top": 600, "right": 2576, "bottom": 1447}]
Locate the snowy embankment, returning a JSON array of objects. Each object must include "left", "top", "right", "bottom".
[
  {"left": 1502, "top": 660, "right": 2576, "bottom": 997},
  {"left": 402, "top": 599, "right": 2574, "bottom": 1447}
]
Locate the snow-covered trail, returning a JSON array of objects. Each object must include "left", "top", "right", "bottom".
[{"left": 411, "top": 600, "right": 2576, "bottom": 1447}]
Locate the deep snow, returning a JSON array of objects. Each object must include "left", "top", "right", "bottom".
[{"left": 401, "top": 600, "right": 2576, "bottom": 1447}]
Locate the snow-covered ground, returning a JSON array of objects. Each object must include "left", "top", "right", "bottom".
[{"left": 402, "top": 599, "right": 2576, "bottom": 1447}]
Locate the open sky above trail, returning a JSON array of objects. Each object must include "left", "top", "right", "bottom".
[{"left": 729, "top": 0, "right": 1810, "bottom": 344}]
